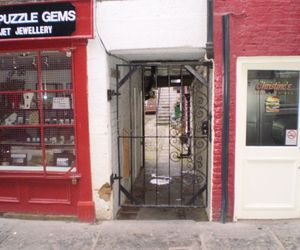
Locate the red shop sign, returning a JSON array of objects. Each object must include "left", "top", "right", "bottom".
[{"left": 0, "top": 0, "right": 93, "bottom": 41}]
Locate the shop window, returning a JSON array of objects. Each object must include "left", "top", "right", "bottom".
[
  {"left": 246, "top": 70, "right": 300, "bottom": 146},
  {"left": 0, "top": 50, "right": 75, "bottom": 172}
]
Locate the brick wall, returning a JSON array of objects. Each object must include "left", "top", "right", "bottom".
[{"left": 212, "top": 0, "right": 300, "bottom": 220}]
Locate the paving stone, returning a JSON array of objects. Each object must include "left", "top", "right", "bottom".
[
  {"left": 0, "top": 218, "right": 299, "bottom": 250},
  {"left": 259, "top": 220, "right": 300, "bottom": 250}
]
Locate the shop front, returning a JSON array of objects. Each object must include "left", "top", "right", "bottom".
[{"left": 0, "top": 0, "right": 95, "bottom": 221}]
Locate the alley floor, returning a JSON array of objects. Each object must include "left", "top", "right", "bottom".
[{"left": 0, "top": 217, "right": 300, "bottom": 250}]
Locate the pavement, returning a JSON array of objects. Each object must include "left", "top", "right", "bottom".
[{"left": 1, "top": 218, "right": 300, "bottom": 250}]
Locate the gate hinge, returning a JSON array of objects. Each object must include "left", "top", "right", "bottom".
[
  {"left": 107, "top": 89, "right": 120, "bottom": 101},
  {"left": 110, "top": 173, "right": 122, "bottom": 186}
]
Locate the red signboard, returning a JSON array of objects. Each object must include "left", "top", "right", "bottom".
[{"left": 0, "top": 0, "right": 93, "bottom": 41}]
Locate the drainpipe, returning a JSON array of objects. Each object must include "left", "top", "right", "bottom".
[
  {"left": 221, "top": 14, "right": 230, "bottom": 223},
  {"left": 206, "top": 0, "right": 214, "bottom": 59}
]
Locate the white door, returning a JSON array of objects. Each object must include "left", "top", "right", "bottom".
[{"left": 235, "top": 57, "right": 300, "bottom": 219}]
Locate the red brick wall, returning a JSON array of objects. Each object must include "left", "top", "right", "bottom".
[{"left": 212, "top": 0, "right": 300, "bottom": 220}]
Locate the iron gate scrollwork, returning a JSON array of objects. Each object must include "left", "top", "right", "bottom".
[{"left": 116, "top": 63, "right": 209, "bottom": 208}]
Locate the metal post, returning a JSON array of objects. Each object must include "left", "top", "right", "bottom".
[
  {"left": 221, "top": 14, "right": 230, "bottom": 223},
  {"left": 206, "top": 0, "right": 214, "bottom": 59}
]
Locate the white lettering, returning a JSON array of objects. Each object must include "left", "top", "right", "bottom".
[
  {"left": 11, "top": 13, "right": 21, "bottom": 24},
  {"left": 30, "top": 12, "right": 38, "bottom": 22},
  {"left": 41, "top": 11, "right": 51, "bottom": 22},
  {"left": 58, "top": 10, "right": 69, "bottom": 22},
  {"left": 0, "top": 27, "right": 11, "bottom": 36},
  {"left": 68, "top": 10, "right": 76, "bottom": 21},
  {"left": 51, "top": 11, "right": 59, "bottom": 22},
  {"left": 42, "top": 10, "right": 76, "bottom": 23},
  {"left": 0, "top": 13, "right": 39, "bottom": 25},
  {"left": 15, "top": 26, "right": 53, "bottom": 35}
]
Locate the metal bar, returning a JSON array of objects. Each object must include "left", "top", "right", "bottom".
[
  {"left": 142, "top": 66, "right": 146, "bottom": 205},
  {"left": 221, "top": 14, "right": 230, "bottom": 223},
  {"left": 36, "top": 51, "right": 47, "bottom": 175},
  {"left": 180, "top": 66, "right": 184, "bottom": 205},
  {"left": 192, "top": 82, "right": 196, "bottom": 205},
  {"left": 120, "top": 184, "right": 139, "bottom": 205},
  {"left": 155, "top": 67, "right": 158, "bottom": 205},
  {"left": 208, "top": 65, "right": 212, "bottom": 143},
  {"left": 116, "top": 62, "right": 203, "bottom": 67},
  {"left": 186, "top": 184, "right": 207, "bottom": 205},
  {"left": 184, "top": 65, "right": 208, "bottom": 86},
  {"left": 186, "top": 93, "right": 191, "bottom": 156},
  {"left": 205, "top": 66, "right": 210, "bottom": 207},
  {"left": 118, "top": 135, "right": 207, "bottom": 139},
  {"left": 116, "top": 64, "right": 121, "bottom": 207},
  {"left": 187, "top": 94, "right": 191, "bottom": 135},
  {"left": 118, "top": 66, "right": 138, "bottom": 89},
  {"left": 129, "top": 66, "right": 133, "bottom": 195},
  {"left": 168, "top": 66, "right": 171, "bottom": 206},
  {"left": 121, "top": 204, "right": 205, "bottom": 209}
]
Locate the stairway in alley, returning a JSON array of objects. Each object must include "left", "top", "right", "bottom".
[{"left": 156, "top": 87, "right": 178, "bottom": 126}]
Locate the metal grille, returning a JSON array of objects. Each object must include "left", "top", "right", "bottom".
[
  {"left": 116, "top": 64, "right": 209, "bottom": 208},
  {"left": 0, "top": 50, "right": 75, "bottom": 173}
]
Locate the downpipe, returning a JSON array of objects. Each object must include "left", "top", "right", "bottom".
[{"left": 221, "top": 14, "right": 230, "bottom": 223}]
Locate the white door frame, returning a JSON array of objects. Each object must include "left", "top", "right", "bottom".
[{"left": 234, "top": 56, "right": 300, "bottom": 220}]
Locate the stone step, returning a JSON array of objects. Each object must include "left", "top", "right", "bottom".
[
  {"left": 159, "top": 96, "right": 178, "bottom": 99},
  {"left": 157, "top": 115, "right": 171, "bottom": 118},
  {"left": 157, "top": 110, "right": 171, "bottom": 114}
]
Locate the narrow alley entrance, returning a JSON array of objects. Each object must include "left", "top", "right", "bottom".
[{"left": 114, "top": 63, "right": 210, "bottom": 220}]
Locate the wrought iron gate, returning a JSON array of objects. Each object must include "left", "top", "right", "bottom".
[{"left": 114, "top": 63, "right": 210, "bottom": 208}]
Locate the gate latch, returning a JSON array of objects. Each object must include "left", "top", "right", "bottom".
[
  {"left": 107, "top": 89, "right": 120, "bottom": 101},
  {"left": 110, "top": 173, "right": 122, "bottom": 186},
  {"left": 202, "top": 121, "right": 209, "bottom": 135}
]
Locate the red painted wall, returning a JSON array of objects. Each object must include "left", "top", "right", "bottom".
[{"left": 212, "top": 0, "right": 300, "bottom": 220}]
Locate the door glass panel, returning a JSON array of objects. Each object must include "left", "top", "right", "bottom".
[{"left": 246, "top": 70, "right": 299, "bottom": 146}]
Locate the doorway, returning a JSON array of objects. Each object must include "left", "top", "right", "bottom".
[
  {"left": 235, "top": 57, "right": 300, "bottom": 219},
  {"left": 114, "top": 63, "right": 211, "bottom": 220}
]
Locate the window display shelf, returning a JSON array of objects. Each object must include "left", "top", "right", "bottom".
[
  {"left": 43, "top": 124, "right": 74, "bottom": 128},
  {"left": 0, "top": 171, "right": 80, "bottom": 179},
  {"left": 0, "top": 125, "right": 42, "bottom": 129},
  {"left": 0, "top": 124, "right": 74, "bottom": 128},
  {"left": 0, "top": 108, "right": 72, "bottom": 111},
  {"left": 0, "top": 141, "right": 74, "bottom": 146}
]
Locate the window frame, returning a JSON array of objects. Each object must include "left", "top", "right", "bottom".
[{"left": 0, "top": 48, "right": 77, "bottom": 175}]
